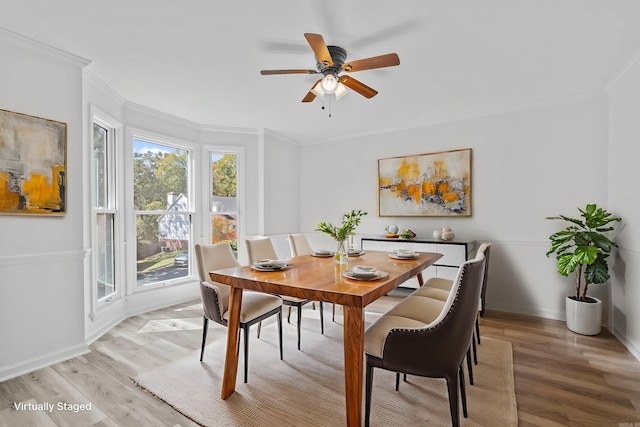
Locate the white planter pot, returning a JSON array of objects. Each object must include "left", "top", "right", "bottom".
[{"left": 565, "top": 296, "right": 602, "bottom": 336}]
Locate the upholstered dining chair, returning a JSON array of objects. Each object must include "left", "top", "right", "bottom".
[
  {"left": 246, "top": 237, "right": 324, "bottom": 350},
  {"left": 415, "top": 243, "right": 491, "bottom": 370},
  {"left": 410, "top": 242, "right": 491, "bottom": 388},
  {"left": 287, "top": 233, "right": 314, "bottom": 257},
  {"left": 194, "top": 243, "right": 283, "bottom": 383},
  {"left": 364, "top": 254, "right": 487, "bottom": 427}
]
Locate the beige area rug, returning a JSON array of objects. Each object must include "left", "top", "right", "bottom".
[{"left": 133, "top": 310, "right": 517, "bottom": 426}]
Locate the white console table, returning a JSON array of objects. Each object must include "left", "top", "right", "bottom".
[{"left": 361, "top": 236, "right": 478, "bottom": 289}]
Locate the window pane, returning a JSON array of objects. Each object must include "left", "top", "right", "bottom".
[
  {"left": 212, "top": 214, "right": 237, "bottom": 252},
  {"left": 93, "top": 123, "right": 107, "bottom": 209},
  {"left": 96, "top": 213, "right": 115, "bottom": 300},
  {"left": 211, "top": 153, "right": 237, "bottom": 198},
  {"left": 136, "top": 213, "right": 190, "bottom": 285},
  {"left": 210, "top": 152, "right": 238, "bottom": 252},
  {"left": 133, "top": 139, "right": 187, "bottom": 211}
]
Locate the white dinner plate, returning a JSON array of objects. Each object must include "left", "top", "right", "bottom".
[
  {"left": 311, "top": 252, "right": 335, "bottom": 258},
  {"left": 342, "top": 269, "right": 389, "bottom": 281},
  {"left": 250, "top": 263, "right": 292, "bottom": 272},
  {"left": 347, "top": 251, "right": 365, "bottom": 257},
  {"left": 388, "top": 253, "right": 418, "bottom": 260}
]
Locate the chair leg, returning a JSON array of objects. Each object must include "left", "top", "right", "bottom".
[
  {"left": 319, "top": 301, "right": 324, "bottom": 335},
  {"left": 277, "top": 309, "right": 283, "bottom": 360},
  {"left": 257, "top": 320, "right": 262, "bottom": 339},
  {"left": 466, "top": 347, "right": 474, "bottom": 385},
  {"left": 459, "top": 366, "right": 468, "bottom": 418},
  {"left": 446, "top": 374, "right": 461, "bottom": 427},
  {"left": 312, "top": 301, "right": 316, "bottom": 310},
  {"left": 199, "top": 317, "right": 208, "bottom": 361},
  {"left": 297, "top": 304, "right": 302, "bottom": 350},
  {"left": 332, "top": 303, "right": 335, "bottom": 322},
  {"left": 472, "top": 331, "right": 478, "bottom": 365},
  {"left": 365, "top": 362, "right": 374, "bottom": 427},
  {"left": 475, "top": 316, "right": 481, "bottom": 345},
  {"left": 287, "top": 306, "right": 292, "bottom": 323},
  {"left": 242, "top": 325, "right": 249, "bottom": 383},
  {"left": 395, "top": 372, "right": 400, "bottom": 391}
]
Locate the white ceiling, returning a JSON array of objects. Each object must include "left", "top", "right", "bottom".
[{"left": 2, "top": 0, "right": 640, "bottom": 144}]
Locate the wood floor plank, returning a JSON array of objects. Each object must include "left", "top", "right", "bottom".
[{"left": 1, "top": 298, "right": 639, "bottom": 426}]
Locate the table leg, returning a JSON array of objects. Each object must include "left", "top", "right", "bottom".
[
  {"left": 343, "top": 305, "right": 364, "bottom": 427},
  {"left": 417, "top": 271, "right": 424, "bottom": 287},
  {"left": 221, "top": 287, "right": 243, "bottom": 399}
]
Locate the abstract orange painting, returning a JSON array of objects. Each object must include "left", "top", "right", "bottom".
[
  {"left": 378, "top": 148, "right": 472, "bottom": 217},
  {"left": 0, "top": 109, "right": 67, "bottom": 215}
]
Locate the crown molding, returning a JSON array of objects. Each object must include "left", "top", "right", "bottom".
[
  {"left": 0, "top": 26, "right": 90, "bottom": 68},
  {"left": 606, "top": 46, "right": 640, "bottom": 92},
  {"left": 124, "top": 101, "right": 258, "bottom": 135},
  {"left": 264, "top": 128, "right": 301, "bottom": 146}
]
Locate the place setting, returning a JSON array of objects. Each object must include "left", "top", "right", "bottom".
[
  {"left": 388, "top": 248, "right": 419, "bottom": 260},
  {"left": 250, "top": 258, "right": 292, "bottom": 272},
  {"left": 311, "top": 249, "right": 335, "bottom": 258},
  {"left": 343, "top": 265, "right": 389, "bottom": 281}
]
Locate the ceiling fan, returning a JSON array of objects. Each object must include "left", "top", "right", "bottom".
[{"left": 260, "top": 33, "right": 400, "bottom": 103}]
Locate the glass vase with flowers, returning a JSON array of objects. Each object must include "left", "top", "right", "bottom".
[{"left": 316, "top": 210, "right": 367, "bottom": 264}]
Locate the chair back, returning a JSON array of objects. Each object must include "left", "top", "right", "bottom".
[
  {"left": 245, "top": 237, "right": 278, "bottom": 264},
  {"left": 477, "top": 243, "right": 491, "bottom": 317},
  {"left": 288, "top": 234, "right": 314, "bottom": 256},
  {"left": 383, "top": 254, "right": 486, "bottom": 376},
  {"left": 480, "top": 243, "right": 491, "bottom": 317},
  {"left": 194, "top": 243, "right": 240, "bottom": 323}
]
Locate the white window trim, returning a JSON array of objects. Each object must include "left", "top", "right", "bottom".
[
  {"left": 89, "top": 106, "right": 124, "bottom": 317},
  {"left": 200, "top": 144, "right": 245, "bottom": 259},
  {"left": 125, "top": 127, "right": 198, "bottom": 293}
]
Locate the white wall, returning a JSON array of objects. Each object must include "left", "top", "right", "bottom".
[
  {"left": 608, "top": 55, "right": 640, "bottom": 359},
  {"left": 299, "top": 93, "right": 610, "bottom": 321},
  {"left": 263, "top": 130, "right": 301, "bottom": 235},
  {"left": 0, "top": 29, "right": 89, "bottom": 380}
]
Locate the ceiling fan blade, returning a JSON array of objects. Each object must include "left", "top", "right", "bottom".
[
  {"left": 302, "top": 79, "right": 322, "bottom": 102},
  {"left": 339, "top": 75, "right": 378, "bottom": 98},
  {"left": 342, "top": 53, "right": 400, "bottom": 72},
  {"left": 260, "top": 69, "right": 319, "bottom": 75},
  {"left": 304, "top": 33, "right": 333, "bottom": 67}
]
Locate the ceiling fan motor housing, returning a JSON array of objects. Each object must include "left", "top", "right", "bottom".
[{"left": 317, "top": 46, "right": 347, "bottom": 75}]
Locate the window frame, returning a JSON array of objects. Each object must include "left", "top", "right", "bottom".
[
  {"left": 126, "top": 128, "right": 197, "bottom": 293},
  {"left": 90, "top": 108, "right": 123, "bottom": 313},
  {"left": 202, "top": 145, "right": 245, "bottom": 256}
]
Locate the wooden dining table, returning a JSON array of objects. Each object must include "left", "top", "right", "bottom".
[{"left": 209, "top": 249, "right": 442, "bottom": 427}]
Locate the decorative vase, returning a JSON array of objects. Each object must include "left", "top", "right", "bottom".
[
  {"left": 440, "top": 227, "right": 455, "bottom": 241},
  {"left": 565, "top": 296, "right": 602, "bottom": 335},
  {"left": 335, "top": 239, "right": 348, "bottom": 264}
]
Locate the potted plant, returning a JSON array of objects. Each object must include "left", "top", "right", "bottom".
[
  {"left": 316, "top": 210, "right": 367, "bottom": 264},
  {"left": 546, "top": 203, "right": 621, "bottom": 335}
]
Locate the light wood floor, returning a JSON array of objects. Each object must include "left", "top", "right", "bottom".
[{"left": 1, "top": 294, "right": 639, "bottom": 426}]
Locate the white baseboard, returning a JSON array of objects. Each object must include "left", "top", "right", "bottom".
[{"left": 0, "top": 343, "right": 89, "bottom": 383}]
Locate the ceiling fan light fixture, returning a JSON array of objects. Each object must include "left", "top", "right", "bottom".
[
  {"left": 335, "top": 82, "right": 348, "bottom": 100},
  {"left": 320, "top": 73, "right": 339, "bottom": 94}
]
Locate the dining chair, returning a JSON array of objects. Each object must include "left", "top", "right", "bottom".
[
  {"left": 364, "top": 254, "right": 487, "bottom": 427},
  {"left": 194, "top": 243, "right": 283, "bottom": 383},
  {"left": 413, "top": 242, "right": 491, "bottom": 384},
  {"left": 246, "top": 237, "right": 324, "bottom": 350}
]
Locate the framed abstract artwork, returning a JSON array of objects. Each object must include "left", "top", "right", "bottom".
[
  {"left": 0, "top": 109, "right": 67, "bottom": 215},
  {"left": 378, "top": 148, "right": 472, "bottom": 217}
]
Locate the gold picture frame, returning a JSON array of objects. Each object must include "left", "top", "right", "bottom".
[
  {"left": 378, "top": 148, "right": 472, "bottom": 217},
  {"left": 0, "top": 109, "right": 67, "bottom": 215}
]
